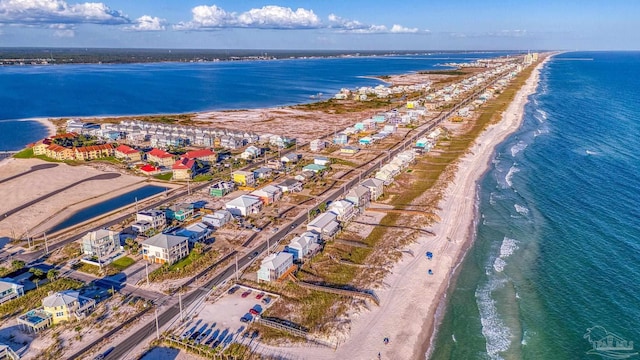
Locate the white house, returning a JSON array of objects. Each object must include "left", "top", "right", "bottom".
[
  {"left": 310, "top": 139, "right": 326, "bottom": 152},
  {"left": 346, "top": 185, "right": 371, "bottom": 210},
  {"left": 277, "top": 178, "right": 303, "bottom": 193},
  {"left": 202, "top": 210, "right": 232, "bottom": 228},
  {"left": 0, "top": 278, "right": 24, "bottom": 304},
  {"left": 281, "top": 153, "right": 300, "bottom": 163},
  {"left": 80, "top": 229, "right": 120, "bottom": 263},
  {"left": 132, "top": 209, "right": 166, "bottom": 233},
  {"left": 225, "top": 195, "right": 263, "bottom": 217},
  {"left": 257, "top": 252, "right": 294, "bottom": 282},
  {"left": 142, "top": 233, "right": 189, "bottom": 265},
  {"left": 361, "top": 178, "right": 384, "bottom": 201},
  {"left": 314, "top": 156, "right": 331, "bottom": 167},
  {"left": 285, "top": 231, "right": 321, "bottom": 260},
  {"left": 307, "top": 212, "right": 340, "bottom": 239},
  {"left": 328, "top": 199, "right": 357, "bottom": 223}
]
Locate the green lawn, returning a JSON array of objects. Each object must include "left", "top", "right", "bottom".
[
  {"left": 154, "top": 173, "right": 173, "bottom": 181},
  {"left": 13, "top": 148, "right": 34, "bottom": 159},
  {"left": 110, "top": 256, "right": 136, "bottom": 271}
]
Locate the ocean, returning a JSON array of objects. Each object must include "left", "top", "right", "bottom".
[
  {"left": 0, "top": 52, "right": 514, "bottom": 151},
  {"left": 430, "top": 52, "right": 640, "bottom": 359}
]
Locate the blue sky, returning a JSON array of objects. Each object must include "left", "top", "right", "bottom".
[{"left": 0, "top": 0, "right": 638, "bottom": 49}]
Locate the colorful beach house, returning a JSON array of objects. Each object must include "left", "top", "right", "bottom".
[
  {"left": 302, "top": 164, "right": 326, "bottom": 174},
  {"left": 341, "top": 146, "right": 360, "bottom": 154},
  {"left": 251, "top": 185, "right": 283, "bottom": 205},
  {"left": 209, "top": 181, "right": 235, "bottom": 197},
  {"left": 80, "top": 229, "right": 121, "bottom": 265},
  {"left": 165, "top": 203, "right": 194, "bottom": 221},
  {"left": 359, "top": 137, "right": 373, "bottom": 146},
  {"left": 182, "top": 148, "right": 216, "bottom": 164},
  {"left": 132, "top": 209, "right": 166, "bottom": 233},
  {"left": 232, "top": 170, "right": 256, "bottom": 187},
  {"left": 17, "top": 290, "right": 96, "bottom": 332}
]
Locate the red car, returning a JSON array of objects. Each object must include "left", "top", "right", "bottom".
[
  {"left": 241, "top": 290, "right": 252, "bottom": 298},
  {"left": 256, "top": 292, "right": 265, "bottom": 300},
  {"left": 249, "top": 308, "right": 259, "bottom": 315}
]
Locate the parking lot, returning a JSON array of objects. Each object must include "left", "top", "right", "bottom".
[{"left": 172, "top": 285, "right": 277, "bottom": 350}]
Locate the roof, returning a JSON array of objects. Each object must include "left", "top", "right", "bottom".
[
  {"left": 142, "top": 233, "right": 188, "bottom": 249},
  {"left": 260, "top": 252, "right": 293, "bottom": 270},
  {"left": 278, "top": 178, "right": 301, "bottom": 187},
  {"left": 347, "top": 185, "right": 370, "bottom": 199},
  {"left": 226, "top": 195, "right": 262, "bottom": 208},
  {"left": 303, "top": 164, "right": 326, "bottom": 172},
  {"left": 139, "top": 164, "right": 160, "bottom": 173},
  {"left": 361, "top": 178, "right": 384, "bottom": 188},
  {"left": 172, "top": 157, "right": 196, "bottom": 170},
  {"left": 75, "top": 144, "right": 114, "bottom": 153},
  {"left": 148, "top": 148, "right": 173, "bottom": 158},
  {"left": 42, "top": 290, "right": 81, "bottom": 308},
  {"left": 82, "top": 229, "right": 118, "bottom": 242},
  {"left": 182, "top": 148, "right": 215, "bottom": 159},
  {"left": 308, "top": 212, "right": 338, "bottom": 229},
  {"left": 50, "top": 132, "right": 78, "bottom": 140},
  {"left": 47, "top": 144, "right": 70, "bottom": 153},
  {"left": 115, "top": 144, "right": 139, "bottom": 154},
  {"left": 0, "top": 279, "right": 23, "bottom": 293}
]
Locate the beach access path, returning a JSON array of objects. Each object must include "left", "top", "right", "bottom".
[{"left": 263, "top": 57, "right": 550, "bottom": 360}]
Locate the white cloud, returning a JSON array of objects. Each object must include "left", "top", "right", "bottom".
[
  {"left": 390, "top": 24, "right": 419, "bottom": 34},
  {"left": 328, "top": 14, "right": 423, "bottom": 34},
  {"left": 0, "top": 0, "right": 129, "bottom": 26},
  {"left": 175, "top": 4, "right": 320, "bottom": 30},
  {"left": 125, "top": 15, "right": 165, "bottom": 31}
]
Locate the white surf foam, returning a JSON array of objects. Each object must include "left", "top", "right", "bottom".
[
  {"left": 510, "top": 141, "right": 528, "bottom": 157},
  {"left": 505, "top": 166, "right": 520, "bottom": 187},
  {"left": 477, "top": 277, "right": 511, "bottom": 359},
  {"left": 514, "top": 204, "right": 529, "bottom": 216},
  {"left": 493, "top": 237, "right": 519, "bottom": 273}
]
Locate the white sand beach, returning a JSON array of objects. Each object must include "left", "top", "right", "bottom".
[{"left": 268, "top": 57, "right": 551, "bottom": 360}]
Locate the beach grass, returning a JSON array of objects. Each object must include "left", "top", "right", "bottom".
[
  {"left": 13, "top": 148, "right": 34, "bottom": 158},
  {"left": 153, "top": 173, "right": 173, "bottom": 181}
]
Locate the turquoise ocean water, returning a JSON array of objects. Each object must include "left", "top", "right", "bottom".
[{"left": 430, "top": 52, "right": 640, "bottom": 359}]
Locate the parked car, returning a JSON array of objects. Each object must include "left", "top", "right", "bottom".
[
  {"left": 250, "top": 304, "right": 263, "bottom": 315},
  {"left": 261, "top": 296, "right": 271, "bottom": 305},
  {"left": 256, "top": 292, "right": 265, "bottom": 300},
  {"left": 240, "top": 313, "right": 253, "bottom": 323},
  {"left": 228, "top": 286, "right": 240, "bottom": 294},
  {"left": 251, "top": 330, "right": 259, "bottom": 338},
  {"left": 241, "top": 290, "right": 252, "bottom": 298},
  {"left": 248, "top": 251, "right": 259, "bottom": 260},
  {"left": 249, "top": 308, "right": 259, "bottom": 315}
]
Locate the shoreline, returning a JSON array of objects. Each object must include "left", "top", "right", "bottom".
[{"left": 420, "top": 56, "right": 552, "bottom": 359}]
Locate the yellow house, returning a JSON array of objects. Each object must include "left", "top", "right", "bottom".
[
  {"left": 232, "top": 170, "right": 256, "bottom": 187},
  {"left": 41, "top": 290, "right": 96, "bottom": 324},
  {"left": 45, "top": 144, "right": 74, "bottom": 160}
]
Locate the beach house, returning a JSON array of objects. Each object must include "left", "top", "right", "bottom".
[
  {"left": 209, "top": 181, "right": 235, "bottom": 197},
  {"left": 257, "top": 252, "right": 295, "bottom": 282},
  {"left": 202, "top": 210, "right": 232, "bottom": 228},
  {"left": 277, "top": 178, "right": 303, "bottom": 193},
  {"left": 314, "top": 156, "right": 331, "bottom": 166},
  {"left": 361, "top": 178, "right": 384, "bottom": 201},
  {"left": 307, "top": 212, "right": 340, "bottom": 239},
  {"left": 225, "top": 195, "right": 263, "bottom": 217},
  {"left": 0, "top": 278, "right": 24, "bottom": 304},
  {"left": 251, "top": 185, "right": 283, "bottom": 205},
  {"left": 232, "top": 170, "right": 256, "bottom": 187},
  {"left": 80, "top": 229, "right": 121, "bottom": 264},
  {"left": 345, "top": 185, "right": 371, "bottom": 210},
  {"left": 142, "top": 233, "right": 189, "bottom": 264},
  {"left": 328, "top": 199, "right": 357, "bottom": 223},
  {"left": 132, "top": 209, "right": 166, "bottom": 234},
  {"left": 165, "top": 203, "right": 194, "bottom": 221},
  {"left": 310, "top": 139, "right": 326, "bottom": 152},
  {"left": 285, "top": 232, "right": 321, "bottom": 260},
  {"left": 18, "top": 290, "right": 96, "bottom": 332},
  {"left": 182, "top": 148, "right": 216, "bottom": 164},
  {"left": 74, "top": 144, "right": 115, "bottom": 161},
  {"left": 174, "top": 222, "right": 211, "bottom": 245}
]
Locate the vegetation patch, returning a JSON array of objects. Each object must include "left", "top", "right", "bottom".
[{"left": 110, "top": 256, "right": 136, "bottom": 271}]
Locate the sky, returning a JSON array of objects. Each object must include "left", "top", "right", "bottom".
[{"left": 0, "top": 0, "right": 638, "bottom": 50}]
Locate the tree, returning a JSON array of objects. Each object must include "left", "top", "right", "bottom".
[
  {"left": 125, "top": 238, "right": 139, "bottom": 255},
  {"left": 11, "top": 260, "right": 25, "bottom": 271},
  {"left": 192, "top": 242, "right": 204, "bottom": 256},
  {"left": 34, "top": 278, "right": 41, "bottom": 289},
  {"left": 29, "top": 267, "right": 44, "bottom": 278},
  {"left": 47, "top": 269, "right": 58, "bottom": 282}
]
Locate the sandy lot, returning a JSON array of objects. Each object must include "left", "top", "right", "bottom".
[{"left": 0, "top": 158, "right": 144, "bottom": 238}]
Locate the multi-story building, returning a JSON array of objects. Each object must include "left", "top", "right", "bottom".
[{"left": 142, "top": 233, "right": 189, "bottom": 265}]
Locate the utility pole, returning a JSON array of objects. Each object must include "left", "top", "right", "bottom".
[
  {"left": 145, "top": 261, "right": 150, "bottom": 285},
  {"left": 179, "top": 293, "right": 183, "bottom": 321},
  {"left": 235, "top": 254, "right": 239, "bottom": 280},
  {"left": 155, "top": 309, "right": 160, "bottom": 339},
  {"left": 43, "top": 232, "right": 49, "bottom": 256},
  {"left": 135, "top": 197, "right": 139, "bottom": 213},
  {"left": 267, "top": 237, "right": 270, "bottom": 255}
]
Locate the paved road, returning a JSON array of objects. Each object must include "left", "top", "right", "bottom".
[
  {"left": 0, "top": 172, "right": 121, "bottom": 222},
  {"left": 0, "top": 163, "right": 59, "bottom": 184}
]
